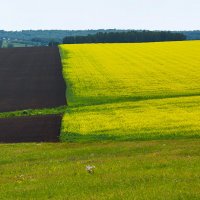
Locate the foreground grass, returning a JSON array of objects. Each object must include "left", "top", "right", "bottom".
[
  {"left": 60, "top": 41, "right": 200, "bottom": 141},
  {"left": 0, "top": 140, "right": 199, "bottom": 200}
]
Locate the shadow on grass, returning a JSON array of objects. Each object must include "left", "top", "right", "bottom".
[
  {"left": 60, "top": 132, "right": 200, "bottom": 143},
  {"left": 69, "top": 92, "right": 200, "bottom": 110}
]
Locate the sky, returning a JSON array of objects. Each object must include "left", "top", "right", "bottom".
[{"left": 1, "top": 0, "right": 200, "bottom": 31}]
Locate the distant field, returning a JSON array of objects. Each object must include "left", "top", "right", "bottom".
[{"left": 60, "top": 41, "right": 200, "bottom": 141}]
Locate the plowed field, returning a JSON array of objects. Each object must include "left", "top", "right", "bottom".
[
  {"left": 0, "top": 47, "right": 66, "bottom": 112},
  {"left": 0, "top": 115, "right": 62, "bottom": 143}
]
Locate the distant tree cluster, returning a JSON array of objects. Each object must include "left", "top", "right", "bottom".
[
  {"left": 1, "top": 29, "right": 200, "bottom": 48},
  {"left": 48, "top": 40, "right": 60, "bottom": 46},
  {"left": 0, "top": 40, "right": 2, "bottom": 48},
  {"left": 7, "top": 43, "right": 14, "bottom": 48},
  {"left": 0, "top": 29, "right": 129, "bottom": 41},
  {"left": 63, "top": 31, "right": 186, "bottom": 44},
  {"left": 176, "top": 31, "right": 200, "bottom": 40}
]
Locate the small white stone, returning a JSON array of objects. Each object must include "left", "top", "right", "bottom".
[{"left": 86, "top": 165, "right": 95, "bottom": 174}]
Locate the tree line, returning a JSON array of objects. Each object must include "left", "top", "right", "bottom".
[
  {"left": 63, "top": 31, "right": 186, "bottom": 44},
  {"left": 176, "top": 31, "right": 200, "bottom": 40}
]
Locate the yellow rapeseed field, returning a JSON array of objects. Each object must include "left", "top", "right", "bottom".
[{"left": 60, "top": 41, "right": 200, "bottom": 141}]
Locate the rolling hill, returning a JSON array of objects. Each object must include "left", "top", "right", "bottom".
[
  {"left": 60, "top": 41, "right": 200, "bottom": 141},
  {"left": 0, "top": 41, "right": 200, "bottom": 199}
]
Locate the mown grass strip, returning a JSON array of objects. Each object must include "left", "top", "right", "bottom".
[{"left": 0, "top": 106, "right": 67, "bottom": 119}]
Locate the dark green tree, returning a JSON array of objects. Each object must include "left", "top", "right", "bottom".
[
  {"left": 48, "top": 40, "right": 60, "bottom": 46},
  {"left": 63, "top": 31, "right": 186, "bottom": 44},
  {"left": 7, "top": 43, "right": 14, "bottom": 48}
]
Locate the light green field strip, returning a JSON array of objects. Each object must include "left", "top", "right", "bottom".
[
  {"left": 0, "top": 106, "right": 67, "bottom": 119},
  {"left": 60, "top": 41, "right": 200, "bottom": 141}
]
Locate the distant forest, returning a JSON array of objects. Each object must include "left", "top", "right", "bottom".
[
  {"left": 0, "top": 29, "right": 128, "bottom": 43},
  {"left": 0, "top": 29, "right": 129, "bottom": 47},
  {"left": 63, "top": 31, "right": 186, "bottom": 44},
  {"left": 178, "top": 31, "right": 200, "bottom": 40},
  {"left": 0, "top": 30, "right": 200, "bottom": 48}
]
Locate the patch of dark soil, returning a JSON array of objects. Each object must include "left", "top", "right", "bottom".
[
  {"left": 0, "top": 115, "right": 62, "bottom": 143},
  {"left": 0, "top": 47, "right": 66, "bottom": 112}
]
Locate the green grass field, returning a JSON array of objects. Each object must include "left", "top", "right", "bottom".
[
  {"left": 0, "top": 140, "right": 199, "bottom": 200},
  {"left": 60, "top": 41, "right": 200, "bottom": 141}
]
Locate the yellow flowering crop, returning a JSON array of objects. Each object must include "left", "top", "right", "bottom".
[{"left": 60, "top": 41, "right": 200, "bottom": 141}]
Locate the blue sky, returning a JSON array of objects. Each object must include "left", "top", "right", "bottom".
[{"left": 1, "top": 0, "right": 200, "bottom": 31}]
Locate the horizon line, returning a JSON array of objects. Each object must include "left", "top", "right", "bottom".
[{"left": 1, "top": 28, "right": 200, "bottom": 32}]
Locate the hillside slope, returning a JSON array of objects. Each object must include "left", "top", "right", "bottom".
[{"left": 60, "top": 41, "right": 200, "bottom": 141}]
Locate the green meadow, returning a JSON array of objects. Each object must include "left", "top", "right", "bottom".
[{"left": 0, "top": 140, "right": 199, "bottom": 200}]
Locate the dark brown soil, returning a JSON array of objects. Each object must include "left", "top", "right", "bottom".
[
  {"left": 0, "top": 115, "right": 62, "bottom": 143},
  {"left": 0, "top": 47, "right": 66, "bottom": 112}
]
